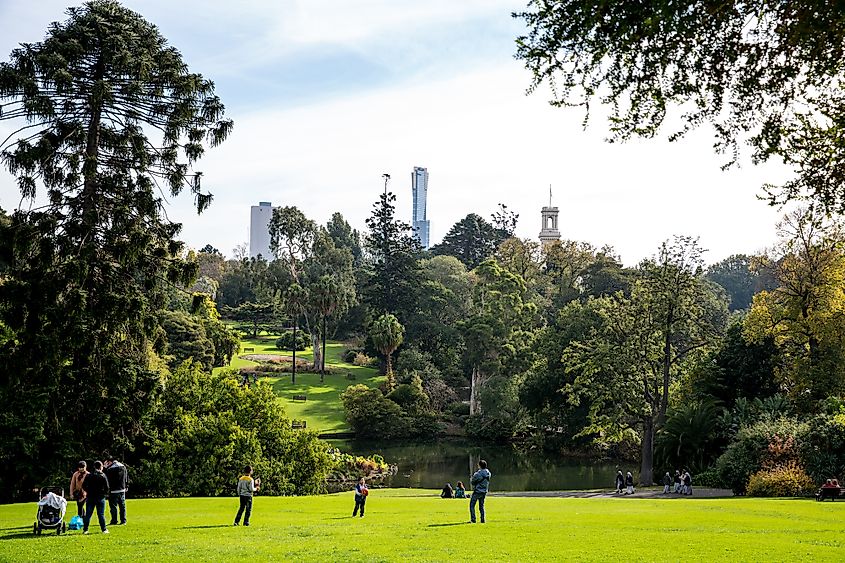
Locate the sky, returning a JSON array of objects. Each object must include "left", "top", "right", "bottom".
[{"left": 0, "top": 0, "right": 794, "bottom": 266}]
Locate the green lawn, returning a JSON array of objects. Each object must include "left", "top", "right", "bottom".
[
  {"left": 1, "top": 490, "right": 842, "bottom": 561},
  {"left": 215, "top": 335, "right": 383, "bottom": 434}
]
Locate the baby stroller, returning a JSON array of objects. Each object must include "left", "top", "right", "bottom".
[{"left": 33, "top": 486, "right": 67, "bottom": 535}]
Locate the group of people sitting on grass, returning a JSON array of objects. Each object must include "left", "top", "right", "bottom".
[{"left": 439, "top": 481, "right": 467, "bottom": 498}]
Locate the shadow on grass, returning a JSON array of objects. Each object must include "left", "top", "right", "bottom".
[
  {"left": 180, "top": 525, "right": 235, "bottom": 529},
  {"left": 0, "top": 526, "right": 30, "bottom": 532},
  {"left": 0, "top": 531, "right": 40, "bottom": 540},
  {"left": 427, "top": 522, "right": 470, "bottom": 527}
]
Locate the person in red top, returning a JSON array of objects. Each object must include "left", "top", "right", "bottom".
[{"left": 353, "top": 477, "right": 368, "bottom": 518}]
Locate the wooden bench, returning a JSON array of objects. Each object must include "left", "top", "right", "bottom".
[
  {"left": 242, "top": 347, "right": 254, "bottom": 352},
  {"left": 291, "top": 420, "right": 307, "bottom": 429},
  {"left": 816, "top": 486, "right": 844, "bottom": 501},
  {"left": 292, "top": 394, "right": 307, "bottom": 402},
  {"left": 346, "top": 372, "right": 356, "bottom": 381}
]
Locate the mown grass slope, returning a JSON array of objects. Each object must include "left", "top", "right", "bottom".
[{"left": 1, "top": 490, "right": 842, "bottom": 562}]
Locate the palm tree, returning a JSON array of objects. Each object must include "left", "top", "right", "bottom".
[
  {"left": 283, "top": 284, "right": 307, "bottom": 384},
  {"left": 369, "top": 313, "right": 404, "bottom": 391}
]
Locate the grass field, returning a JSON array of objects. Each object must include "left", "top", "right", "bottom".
[
  {"left": 215, "top": 334, "right": 383, "bottom": 434},
  {"left": 2, "top": 490, "right": 842, "bottom": 561}
]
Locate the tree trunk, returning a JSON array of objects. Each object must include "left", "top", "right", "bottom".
[
  {"left": 640, "top": 416, "right": 655, "bottom": 486},
  {"left": 310, "top": 331, "right": 322, "bottom": 371},
  {"left": 320, "top": 316, "right": 327, "bottom": 382},
  {"left": 469, "top": 366, "right": 486, "bottom": 416},
  {"left": 658, "top": 311, "right": 673, "bottom": 427},
  {"left": 82, "top": 55, "right": 105, "bottom": 230},
  {"left": 291, "top": 322, "right": 296, "bottom": 385},
  {"left": 385, "top": 353, "right": 396, "bottom": 392}
]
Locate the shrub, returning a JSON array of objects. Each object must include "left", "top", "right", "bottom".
[
  {"left": 353, "top": 352, "right": 376, "bottom": 367},
  {"left": 276, "top": 330, "right": 311, "bottom": 351},
  {"left": 710, "top": 417, "right": 807, "bottom": 494},
  {"left": 797, "top": 411, "right": 845, "bottom": 483},
  {"left": 341, "top": 385, "right": 407, "bottom": 439},
  {"left": 449, "top": 402, "right": 470, "bottom": 417},
  {"left": 136, "top": 363, "right": 332, "bottom": 496},
  {"left": 746, "top": 461, "right": 816, "bottom": 497},
  {"left": 342, "top": 348, "right": 360, "bottom": 363}
]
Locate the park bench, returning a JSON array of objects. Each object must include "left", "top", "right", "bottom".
[
  {"left": 346, "top": 372, "right": 356, "bottom": 380},
  {"left": 291, "top": 420, "right": 307, "bottom": 429},
  {"left": 815, "top": 486, "right": 844, "bottom": 501},
  {"left": 243, "top": 347, "right": 254, "bottom": 352},
  {"left": 292, "top": 394, "right": 307, "bottom": 402}
]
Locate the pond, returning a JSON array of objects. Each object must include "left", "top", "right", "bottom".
[{"left": 330, "top": 439, "right": 637, "bottom": 492}]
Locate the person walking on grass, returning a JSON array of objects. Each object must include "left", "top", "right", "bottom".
[
  {"left": 104, "top": 455, "right": 128, "bottom": 526},
  {"left": 234, "top": 465, "right": 260, "bottom": 526},
  {"left": 469, "top": 460, "right": 491, "bottom": 524},
  {"left": 353, "top": 477, "right": 368, "bottom": 517},
  {"left": 662, "top": 472, "right": 672, "bottom": 494},
  {"left": 614, "top": 470, "right": 624, "bottom": 494},
  {"left": 625, "top": 471, "right": 635, "bottom": 495},
  {"left": 683, "top": 470, "right": 693, "bottom": 496},
  {"left": 674, "top": 470, "right": 682, "bottom": 493},
  {"left": 81, "top": 461, "right": 110, "bottom": 535},
  {"left": 69, "top": 461, "right": 88, "bottom": 518}
]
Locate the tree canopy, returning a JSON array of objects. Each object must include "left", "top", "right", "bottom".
[{"left": 515, "top": 1, "right": 845, "bottom": 211}]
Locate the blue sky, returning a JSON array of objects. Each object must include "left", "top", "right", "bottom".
[{"left": 0, "top": 0, "right": 790, "bottom": 264}]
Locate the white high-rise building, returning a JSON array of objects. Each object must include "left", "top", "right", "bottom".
[
  {"left": 250, "top": 201, "right": 274, "bottom": 259},
  {"left": 411, "top": 166, "right": 430, "bottom": 249}
]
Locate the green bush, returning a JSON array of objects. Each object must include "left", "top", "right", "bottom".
[
  {"left": 746, "top": 461, "right": 816, "bottom": 497},
  {"left": 710, "top": 417, "right": 807, "bottom": 494},
  {"left": 276, "top": 330, "right": 311, "bottom": 351},
  {"left": 449, "top": 402, "right": 470, "bottom": 417},
  {"left": 342, "top": 349, "right": 360, "bottom": 363},
  {"left": 136, "top": 363, "right": 331, "bottom": 496},
  {"left": 341, "top": 384, "right": 439, "bottom": 439},
  {"left": 797, "top": 411, "right": 845, "bottom": 483}
]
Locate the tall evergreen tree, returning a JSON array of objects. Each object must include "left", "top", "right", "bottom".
[
  {"left": 363, "top": 191, "right": 421, "bottom": 318},
  {"left": 0, "top": 0, "right": 231, "bottom": 499},
  {"left": 431, "top": 213, "right": 500, "bottom": 270}
]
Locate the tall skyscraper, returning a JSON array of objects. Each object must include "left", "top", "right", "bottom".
[
  {"left": 250, "top": 201, "right": 274, "bottom": 259},
  {"left": 411, "top": 166, "right": 430, "bottom": 249}
]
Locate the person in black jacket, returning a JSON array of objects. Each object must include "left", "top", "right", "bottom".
[
  {"left": 81, "top": 460, "right": 110, "bottom": 534},
  {"left": 104, "top": 456, "right": 128, "bottom": 525}
]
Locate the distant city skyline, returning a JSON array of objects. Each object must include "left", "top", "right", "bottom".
[
  {"left": 0, "top": 0, "right": 792, "bottom": 267},
  {"left": 411, "top": 166, "right": 430, "bottom": 249}
]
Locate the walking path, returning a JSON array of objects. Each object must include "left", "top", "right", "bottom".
[{"left": 492, "top": 488, "right": 733, "bottom": 499}]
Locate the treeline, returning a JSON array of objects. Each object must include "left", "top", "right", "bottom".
[{"left": 195, "top": 201, "right": 845, "bottom": 492}]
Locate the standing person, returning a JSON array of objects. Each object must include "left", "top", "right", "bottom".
[
  {"left": 625, "top": 471, "right": 635, "bottom": 495},
  {"left": 234, "top": 465, "right": 260, "bottom": 526},
  {"left": 353, "top": 477, "right": 368, "bottom": 517},
  {"left": 683, "top": 470, "right": 693, "bottom": 495},
  {"left": 469, "top": 460, "right": 491, "bottom": 524},
  {"left": 104, "top": 456, "right": 128, "bottom": 526},
  {"left": 614, "top": 470, "right": 625, "bottom": 494},
  {"left": 69, "top": 461, "right": 88, "bottom": 518},
  {"left": 673, "top": 470, "right": 682, "bottom": 493},
  {"left": 454, "top": 481, "right": 467, "bottom": 499},
  {"left": 662, "top": 472, "right": 672, "bottom": 494},
  {"left": 81, "top": 460, "right": 110, "bottom": 535}
]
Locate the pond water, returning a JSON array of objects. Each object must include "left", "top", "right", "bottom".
[{"left": 330, "top": 439, "right": 637, "bottom": 492}]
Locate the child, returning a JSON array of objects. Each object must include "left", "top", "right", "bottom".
[
  {"left": 353, "top": 477, "right": 368, "bottom": 517},
  {"left": 69, "top": 461, "right": 88, "bottom": 518},
  {"left": 454, "top": 481, "right": 467, "bottom": 499},
  {"left": 234, "top": 465, "right": 260, "bottom": 526}
]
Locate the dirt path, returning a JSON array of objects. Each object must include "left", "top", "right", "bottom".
[{"left": 492, "top": 488, "right": 733, "bottom": 499}]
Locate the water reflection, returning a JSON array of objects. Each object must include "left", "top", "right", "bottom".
[{"left": 330, "top": 439, "right": 637, "bottom": 492}]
